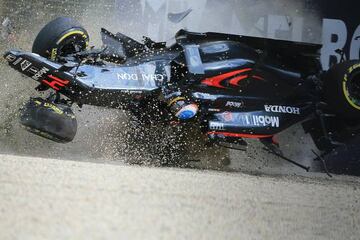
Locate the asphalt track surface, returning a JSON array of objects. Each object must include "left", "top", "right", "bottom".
[{"left": 1, "top": 154, "right": 359, "bottom": 240}]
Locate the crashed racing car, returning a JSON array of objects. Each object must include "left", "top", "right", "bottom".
[{"left": 3, "top": 17, "right": 360, "bottom": 169}]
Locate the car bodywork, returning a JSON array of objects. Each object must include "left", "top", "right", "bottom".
[{"left": 3, "top": 28, "right": 359, "bottom": 160}]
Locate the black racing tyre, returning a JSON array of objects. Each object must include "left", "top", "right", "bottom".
[
  {"left": 324, "top": 60, "right": 360, "bottom": 119},
  {"left": 20, "top": 98, "right": 77, "bottom": 143},
  {"left": 32, "top": 17, "right": 89, "bottom": 60}
]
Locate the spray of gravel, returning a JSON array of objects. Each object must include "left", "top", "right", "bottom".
[
  {"left": 0, "top": 0, "right": 206, "bottom": 167},
  {"left": 0, "top": 0, "right": 322, "bottom": 174}
]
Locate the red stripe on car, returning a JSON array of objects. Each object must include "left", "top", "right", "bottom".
[
  {"left": 229, "top": 75, "right": 248, "bottom": 86},
  {"left": 207, "top": 131, "right": 273, "bottom": 139},
  {"left": 202, "top": 68, "right": 252, "bottom": 89}
]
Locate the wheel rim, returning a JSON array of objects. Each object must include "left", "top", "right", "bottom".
[
  {"left": 57, "top": 34, "right": 88, "bottom": 57},
  {"left": 344, "top": 71, "right": 360, "bottom": 109}
]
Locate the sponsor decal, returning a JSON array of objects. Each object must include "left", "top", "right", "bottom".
[
  {"left": 264, "top": 105, "right": 300, "bottom": 115},
  {"left": 117, "top": 73, "right": 138, "bottom": 81},
  {"left": 41, "top": 75, "right": 69, "bottom": 91},
  {"left": 225, "top": 101, "right": 243, "bottom": 108},
  {"left": 321, "top": 19, "right": 360, "bottom": 70},
  {"left": 5, "top": 54, "right": 16, "bottom": 62},
  {"left": 50, "top": 48, "right": 58, "bottom": 60},
  {"left": 208, "top": 108, "right": 221, "bottom": 112},
  {"left": 252, "top": 115, "right": 280, "bottom": 128},
  {"left": 27, "top": 66, "right": 39, "bottom": 75},
  {"left": 10, "top": 56, "right": 34, "bottom": 73},
  {"left": 32, "top": 67, "right": 49, "bottom": 81},
  {"left": 13, "top": 57, "right": 23, "bottom": 66},
  {"left": 209, "top": 122, "right": 225, "bottom": 131},
  {"left": 20, "top": 60, "right": 32, "bottom": 71},
  {"left": 221, "top": 113, "right": 280, "bottom": 128},
  {"left": 120, "top": 90, "right": 143, "bottom": 94},
  {"left": 43, "top": 102, "right": 64, "bottom": 115},
  {"left": 223, "top": 112, "right": 234, "bottom": 122},
  {"left": 117, "top": 73, "right": 165, "bottom": 82}
]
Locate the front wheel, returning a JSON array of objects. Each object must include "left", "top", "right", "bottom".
[
  {"left": 20, "top": 98, "right": 78, "bottom": 143},
  {"left": 32, "top": 17, "right": 89, "bottom": 60},
  {"left": 324, "top": 61, "right": 360, "bottom": 119}
]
